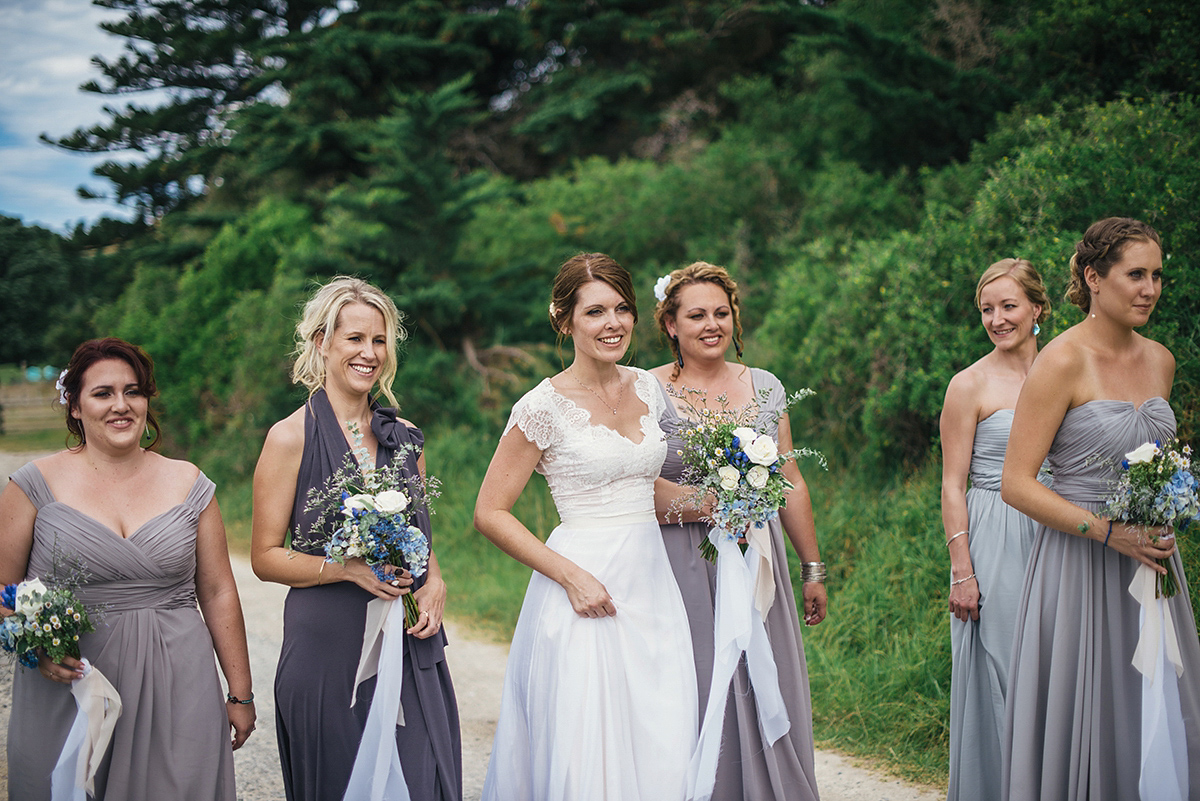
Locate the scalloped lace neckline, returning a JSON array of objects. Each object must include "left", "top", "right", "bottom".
[{"left": 545, "top": 370, "right": 654, "bottom": 446}]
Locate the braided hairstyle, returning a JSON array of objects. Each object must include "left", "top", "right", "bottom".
[
  {"left": 1066, "top": 218, "right": 1161, "bottom": 313},
  {"left": 653, "top": 262, "right": 745, "bottom": 382}
]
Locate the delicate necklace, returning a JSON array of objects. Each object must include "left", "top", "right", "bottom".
[{"left": 570, "top": 367, "right": 625, "bottom": 415}]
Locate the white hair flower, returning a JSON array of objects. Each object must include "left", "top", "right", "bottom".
[
  {"left": 653, "top": 274, "right": 672, "bottom": 303},
  {"left": 548, "top": 302, "right": 557, "bottom": 318},
  {"left": 55, "top": 368, "right": 69, "bottom": 406}
]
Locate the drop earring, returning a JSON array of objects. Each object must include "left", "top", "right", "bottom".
[
  {"left": 672, "top": 336, "right": 683, "bottom": 369},
  {"left": 1033, "top": 322, "right": 1041, "bottom": 336}
]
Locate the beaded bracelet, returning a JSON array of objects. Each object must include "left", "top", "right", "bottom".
[{"left": 226, "top": 692, "right": 255, "bottom": 705}]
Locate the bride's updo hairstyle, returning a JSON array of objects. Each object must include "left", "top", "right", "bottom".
[
  {"left": 548, "top": 252, "right": 638, "bottom": 342},
  {"left": 653, "top": 261, "right": 745, "bottom": 382},
  {"left": 292, "top": 276, "right": 406, "bottom": 407},
  {"left": 974, "top": 258, "right": 1050, "bottom": 324},
  {"left": 60, "top": 337, "right": 161, "bottom": 449},
  {"left": 1066, "top": 217, "right": 1161, "bottom": 313}
]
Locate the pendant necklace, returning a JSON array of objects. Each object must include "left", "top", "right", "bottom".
[{"left": 570, "top": 367, "right": 624, "bottom": 415}]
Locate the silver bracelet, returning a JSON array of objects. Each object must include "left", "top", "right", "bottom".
[
  {"left": 945, "top": 530, "right": 967, "bottom": 547},
  {"left": 951, "top": 573, "right": 976, "bottom": 587},
  {"left": 801, "top": 561, "right": 827, "bottom": 584}
]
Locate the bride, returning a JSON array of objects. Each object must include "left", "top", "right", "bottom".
[{"left": 474, "top": 253, "right": 698, "bottom": 800}]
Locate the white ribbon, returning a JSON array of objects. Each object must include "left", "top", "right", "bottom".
[
  {"left": 1130, "top": 568, "right": 1189, "bottom": 801},
  {"left": 1129, "top": 564, "right": 1183, "bottom": 679},
  {"left": 343, "top": 598, "right": 411, "bottom": 801},
  {"left": 746, "top": 521, "right": 776, "bottom": 617},
  {"left": 687, "top": 529, "right": 790, "bottom": 801},
  {"left": 50, "top": 658, "right": 122, "bottom": 801}
]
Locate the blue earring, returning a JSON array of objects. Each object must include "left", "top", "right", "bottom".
[
  {"left": 1033, "top": 322, "right": 1041, "bottom": 336},
  {"left": 672, "top": 336, "right": 683, "bottom": 368}
]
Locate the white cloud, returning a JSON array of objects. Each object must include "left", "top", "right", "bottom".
[{"left": 0, "top": 0, "right": 142, "bottom": 231}]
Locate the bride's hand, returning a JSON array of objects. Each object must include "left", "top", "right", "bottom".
[{"left": 561, "top": 567, "right": 616, "bottom": 618}]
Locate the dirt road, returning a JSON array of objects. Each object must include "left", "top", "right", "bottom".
[{"left": 0, "top": 450, "right": 943, "bottom": 800}]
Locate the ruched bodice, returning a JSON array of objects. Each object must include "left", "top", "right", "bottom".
[
  {"left": 968, "top": 410, "right": 1013, "bottom": 492},
  {"left": 504, "top": 368, "right": 667, "bottom": 523},
  {"left": 15, "top": 465, "right": 211, "bottom": 613},
  {"left": 1047, "top": 397, "right": 1175, "bottom": 503}
]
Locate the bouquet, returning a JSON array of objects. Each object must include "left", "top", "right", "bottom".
[
  {"left": 672, "top": 387, "right": 825, "bottom": 561},
  {"left": 1, "top": 577, "right": 95, "bottom": 669},
  {"left": 299, "top": 423, "right": 438, "bottom": 627},
  {"left": 1103, "top": 438, "right": 1200, "bottom": 597}
]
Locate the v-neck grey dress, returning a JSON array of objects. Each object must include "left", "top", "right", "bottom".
[
  {"left": 657, "top": 368, "right": 820, "bottom": 801},
  {"left": 1000, "top": 398, "right": 1200, "bottom": 800},
  {"left": 274, "top": 389, "right": 461, "bottom": 801},
  {"left": 7, "top": 464, "right": 236, "bottom": 801}
]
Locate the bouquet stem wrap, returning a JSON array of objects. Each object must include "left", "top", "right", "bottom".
[
  {"left": 49, "top": 658, "right": 121, "bottom": 801},
  {"left": 1129, "top": 564, "right": 1188, "bottom": 801},
  {"left": 687, "top": 529, "right": 789, "bottom": 801},
  {"left": 345, "top": 598, "right": 411, "bottom": 801}
]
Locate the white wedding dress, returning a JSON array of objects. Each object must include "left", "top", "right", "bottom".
[{"left": 482, "top": 367, "right": 699, "bottom": 801}]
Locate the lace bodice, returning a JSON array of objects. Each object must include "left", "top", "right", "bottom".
[{"left": 504, "top": 368, "right": 668, "bottom": 523}]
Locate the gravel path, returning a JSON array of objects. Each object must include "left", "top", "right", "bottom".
[{"left": 0, "top": 450, "right": 943, "bottom": 801}]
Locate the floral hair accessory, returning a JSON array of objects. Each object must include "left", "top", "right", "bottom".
[
  {"left": 548, "top": 302, "right": 557, "bottom": 318},
  {"left": 55, "top": 368, "right": 69, "bottom": 407},
  {"left": 653, "top": 274, "right": 672, "bottom": 303}
]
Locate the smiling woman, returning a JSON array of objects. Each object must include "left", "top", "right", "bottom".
[{"left": 0, "top": 336, "right": 254, "bottom": 800}]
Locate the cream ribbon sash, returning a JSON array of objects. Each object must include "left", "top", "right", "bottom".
[
  {"left": 1129, "top": 564, "right": 1188, "bottom": 801},
  {"left": 49, "top": 658, "right": 122, "bottom": 801},
  {"left": 344, "top": 597, "right": 411, "bottom": 801},
  {"left": 687, "top": 527, "right": 789, "bottom": 801},
  {"left": 746, "top": 521, "right": 776, "bottom": 616}
]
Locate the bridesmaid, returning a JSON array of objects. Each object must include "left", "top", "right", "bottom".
[
  {"left": 1, "top": 337, "right": 253, "bottom": 800},
  {"left": 939, "top": 259, "right": 1047, "bottom": 801},
  {"left": 651, "top": 261, "right": 826, "bottom": 800},
  {"left": 1000, "top": 218, "right": 1200, "bottom": 800},
  {"left": 251, "top": 277, "right": 461, "bottom": 801}
]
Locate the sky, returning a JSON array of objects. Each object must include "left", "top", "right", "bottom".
[{"left": 0, "top": 0, "right": 144, "bottom": 233}]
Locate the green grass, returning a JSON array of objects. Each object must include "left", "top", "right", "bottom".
[{"left": 0, "top": 428, "right": 71, "bottom": 453}]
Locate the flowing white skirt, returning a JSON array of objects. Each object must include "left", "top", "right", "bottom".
[{"left": 483, "top": 512, "right": 698, "bottom": 801}]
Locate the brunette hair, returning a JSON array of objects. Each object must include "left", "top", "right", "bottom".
[
  {"left": 653, "top": 261, "right": 745, "bottom": 381},
  {"left": 291, "top": 276, "right": 405, "bottom": 407},
  {"left": 1066, "top": 217, "right": 1161, "bottom": 312},
  {"left": 60, "top": 338, "right": 160, "bottom": 449},
  {"left": 548, "top": 253, "right": 638, "bottom": 338},
  {"left": 974, "top": 258, "right": 1050, "bottom": 323}
]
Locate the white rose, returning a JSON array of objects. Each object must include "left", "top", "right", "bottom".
[
  {"left": 746, "top": 464, "right": 770, "bottom": 489},
  {"left": 374, "top": 490, "right": 409, "bottom": 515},
  {"left": 15, "top": 578, "right": 48, "bottom": 618},
  {"left": 343, "top": 494, "right": 376, "bottom": 516},
  {"left": 744, "top": 434, "right": 779, "bottom": 466},
  {"left": 731, "top": 427, "right": 758, "bottom": 447},
  {"left": 1124, "top": 442, "right": 1158, "bottom": 465},
  {"left": 718, "top": 465, "right": 741, "bottom": 491}
]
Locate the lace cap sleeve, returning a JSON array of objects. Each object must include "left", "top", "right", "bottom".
[{"left": 503, "top": 380, "right": 562, "bottom": 451}]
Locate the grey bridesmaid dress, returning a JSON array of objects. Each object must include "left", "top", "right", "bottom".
[
  {"left": 657, "top": 368, "right": 821, "bottom": 801},
  {"left": 1001, "top": 398, "right": 1200, "bottom": 800},
  {"left": 947, "top": 410, "right": 1039, "bottom": 801},
  {"left": 7, "top": 464, "right": 236, "bottom": 800},
  {"left": 275, "top": 388, "right": 461, "bottom": 801}
]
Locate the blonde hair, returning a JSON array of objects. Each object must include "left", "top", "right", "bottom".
[
  {"left": 291, "top": 276, "right": 406, "bottom": 407},
  {"left": 653, "top": 261, "right": 745, "bottom": 381},
  {"left": 974, "top": 258, "right": 1050, "bottom": 323},
  {"left": 1066, "top": 217, "right": 1161, "bottom": 312}
]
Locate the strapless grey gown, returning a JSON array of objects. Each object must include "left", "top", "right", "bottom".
[
  {"left": 947, "top": 410, "right": 1039, "bottom": 801},
  {"left": 7, "top": 464, "right": 235, "bottom": 801},
  {"left": 1000, "top": 398, "right": 1200, "bottom": 800},
  {"left": 657, "top": 369, "right": 820, "bottom": 801}
]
